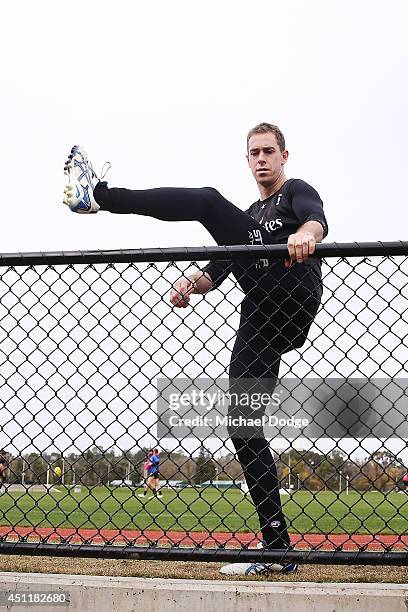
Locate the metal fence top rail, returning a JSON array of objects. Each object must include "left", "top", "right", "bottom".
[
  {"left": 0, "top": 241, "right": 408, "bottom": 268},
  {"left": 0, "top": 541, "right": 407, "bottom": 565}
]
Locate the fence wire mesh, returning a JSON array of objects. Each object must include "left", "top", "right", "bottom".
[{"left": 0, "top": 243, "right": 407, "bottom": 564}]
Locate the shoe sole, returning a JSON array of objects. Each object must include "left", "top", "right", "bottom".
[{"left": 63, "top": 145, "right": 99, "bottom": 212}]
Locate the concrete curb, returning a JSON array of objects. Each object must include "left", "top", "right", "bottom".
[{"left": 0, "top": 572, "right": 407, "bottom": 611}]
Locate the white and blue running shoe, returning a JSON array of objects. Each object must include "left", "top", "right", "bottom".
[
  {"left": 220, "top": 540, "right": 298, "bottom": 577},
  {"left": 219, "top": 561, "right": 299, "bottom": 576},
  {"left": 63, "top": 146, "right": 101, "bottom": 213}
]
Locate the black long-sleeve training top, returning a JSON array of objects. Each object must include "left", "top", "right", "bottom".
[{"left": 202, "top": 178, "right": 328, "bottom": 288}]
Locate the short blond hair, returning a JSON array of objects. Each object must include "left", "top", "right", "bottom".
[{"left": 247, "top": 123, "right": 286, "bottom": 152}]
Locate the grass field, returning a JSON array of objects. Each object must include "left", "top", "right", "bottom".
[
  {"left": 2, "top": 555, "right": 408, "bottom": 584},
  {"left": 1, "top": 486, "right": 407, "bottom": 535}
]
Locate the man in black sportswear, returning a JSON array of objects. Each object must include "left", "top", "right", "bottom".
[{"left": 63, "top": 122, "right": 328, "bottom": 549}]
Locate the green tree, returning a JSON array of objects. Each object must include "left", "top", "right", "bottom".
[{"left": 193, "top": 447, "right": 216, "bottom": 485}]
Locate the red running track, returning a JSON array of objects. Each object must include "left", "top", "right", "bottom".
[{"left": 1, "top": 526, "right": 407, "bottom": 551}]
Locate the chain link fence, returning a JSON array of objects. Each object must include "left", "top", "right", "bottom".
[{"left": 0, "top": 242, "right": 408, "bottom": 565}]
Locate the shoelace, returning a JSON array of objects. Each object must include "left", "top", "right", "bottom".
[
  {"left": 98, "top": 161, "right": 111, "bottom": 181},
  {"left": 244, "top": 561, "right": 298, "bottom": 576},
  {"left": 245, "top": 563, "right": 272, "bottom": 576},
  {"left": 90, "top": 161, "right": 111, "bottom": 182}
]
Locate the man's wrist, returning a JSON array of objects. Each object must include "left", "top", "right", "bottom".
[
  {"left": 296, "top": 221, "right": 324, "bottom": 243},
  {"left": 189, "top": 271, "right": 213, "bottom": 294}
]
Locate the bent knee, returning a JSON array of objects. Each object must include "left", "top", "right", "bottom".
[{"left": 198, "top": 186, "right": 225, "bottom": 203}]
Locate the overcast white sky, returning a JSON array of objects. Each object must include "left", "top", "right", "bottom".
[
  {"left": 1, "top": 0, "right": 408, "bottom": 253},
  {"left": 1, "top": 1, "right": 408, "bottom": 462}
]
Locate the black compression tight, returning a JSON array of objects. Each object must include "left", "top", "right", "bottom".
[
  {"left": 94, "top": 182, "right": 322, "bottom": 548},
  {"left": 94, "top": 183, "right": 262, "bottom": 245},
  {"left": 228, "top": 348, "right": 289, "bottom": 547}
]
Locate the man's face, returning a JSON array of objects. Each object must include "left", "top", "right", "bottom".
[{"left": 247, "top": 132, "right": 288, "bottom": 187}]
